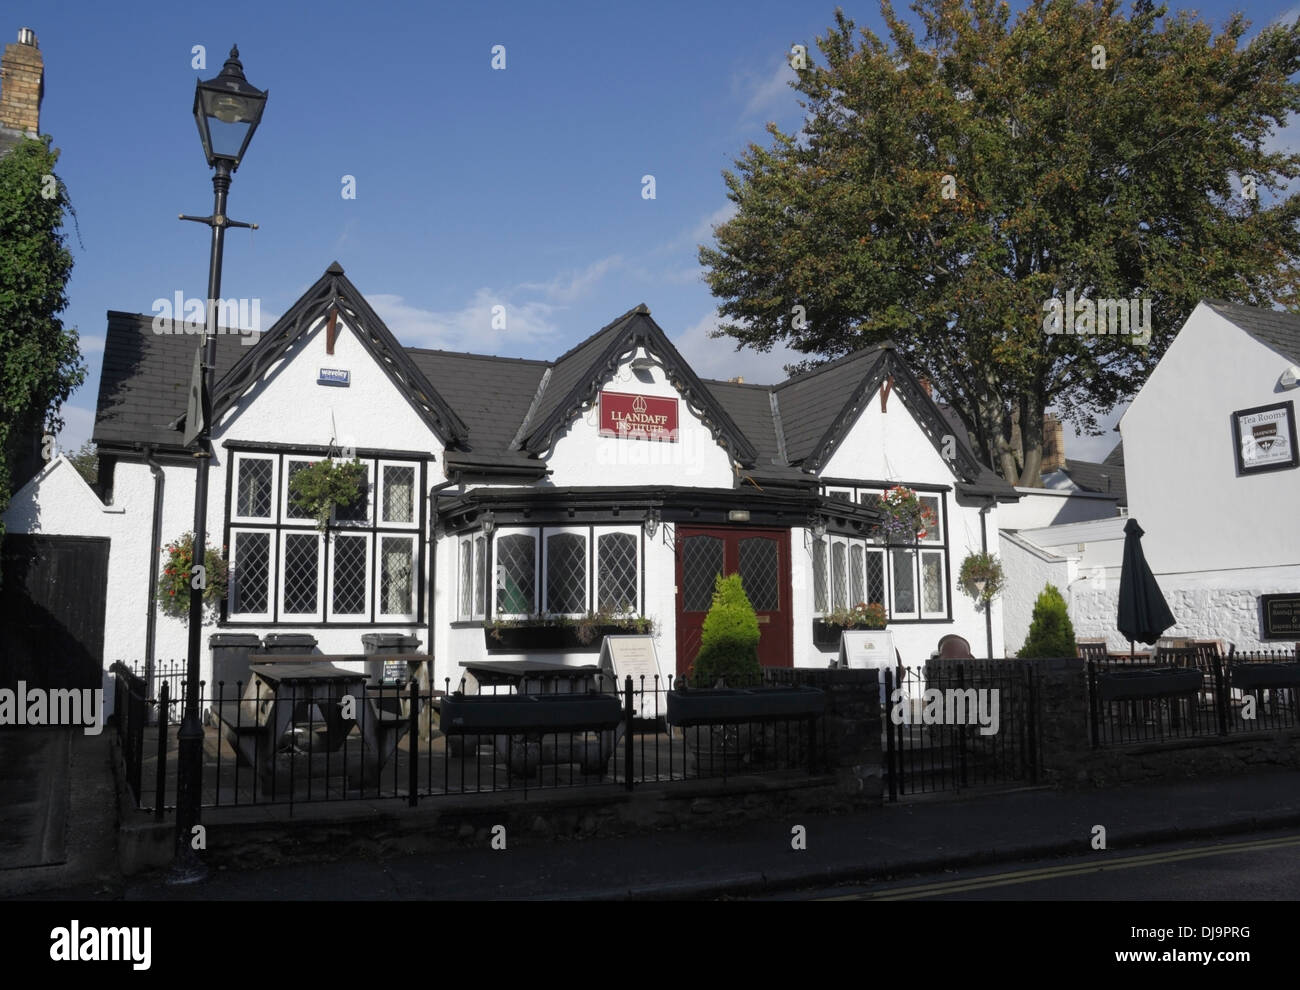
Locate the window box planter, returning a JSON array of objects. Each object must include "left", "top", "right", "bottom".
[
  {"left": 1096, "top": 667, "right": 1203, "bottom": 702},
  {"left": 440, "top": 693, "right": 624, "bottom": 777},
  {"left": 484, "top": 623, "right": 647, "bottom": 652},
  {"left": 812, "top": 619, "right": 841, "bottom": 648},
  {"left": 666, "top": 686, "right": 826, "bottom": 727},
  {"left": 1229, "top": 662, "right": 1300, "bottom": 690}
]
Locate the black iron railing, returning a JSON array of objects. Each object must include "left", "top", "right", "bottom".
[
  {"left": 109, "top": 666, "right": 827, "bottom": 815},
  {"left": 885, "top": 659, "right": 1039, "bottom": 799},
  {"left": 1088, "top": 648, "right": 1299, "bottom": 747}
]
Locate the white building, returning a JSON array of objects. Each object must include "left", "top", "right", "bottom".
[
  {"left": 3, "top": 262, "right": 1020, "bottom": 697},
  {"left": 1002, "top": 300, "right": 1300, "bottom": 654}
]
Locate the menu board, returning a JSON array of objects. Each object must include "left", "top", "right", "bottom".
[
  {"left": 597, "top": 635, "right": 662, "bottom": 718},
  {"left": 1261, "top": 594, "right": 1300, "bottom": 640}
]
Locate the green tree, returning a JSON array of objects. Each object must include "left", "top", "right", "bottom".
[
  {"left": 67, "top": 440, "right": 97, "bottom": 486},
  {"left": 700, "top": 1, "right": 1300, "bottom": 484},
  {"left": 0, "top": 136, "right": 85, "bottom": 542},
  {"left": 692, "top": 573, "right": 763, "bottom": 687},
  {"left": 1018, "top": 583, "right": 1077, "bottom": 658}
]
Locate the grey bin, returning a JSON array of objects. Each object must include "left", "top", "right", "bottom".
[
  {"left": 209, "top": 634, "right": 262, "bottom": 697},
  {"left": 257, "top": 633, "right": 320, "bottom": 656},
  {"left": 361, "top": 632, "right": 421, "bottom": 685}
]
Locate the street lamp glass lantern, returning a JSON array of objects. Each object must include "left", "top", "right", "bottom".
[{"left": 193, "top": 45, "right": 267, "bottom": 169}]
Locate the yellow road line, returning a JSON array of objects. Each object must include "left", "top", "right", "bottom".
[{"left": 818, "top": 832, "right": 1300, "bottom": 901}]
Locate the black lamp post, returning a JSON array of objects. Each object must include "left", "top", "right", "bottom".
[{"left": 173, "top": 45, "right": 266, "bottom": 876}]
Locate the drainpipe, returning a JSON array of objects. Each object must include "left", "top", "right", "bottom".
[
  {"left": 144, "top": 445, "right": 165, "bottom": 686},
  {"left": 979, "top": 497, "right": 994, "bottom": 659},
  {"left": 426, "top": 472, "right": 460, "bottom": 692}
]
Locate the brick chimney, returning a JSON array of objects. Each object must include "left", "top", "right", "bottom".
[
  {"left": 0, "top": 28, "right": 43, "bottom": 136},
  {"left": 1041, "top": 413, "right": 1067, "bottom": 472}
]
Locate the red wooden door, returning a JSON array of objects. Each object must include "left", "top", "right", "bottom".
[{"left": 675, "top": 527, "right": 792, "bottom": 676}]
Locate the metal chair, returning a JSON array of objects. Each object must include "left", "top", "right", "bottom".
[
  {"left": 936, "top": 634, "right": 974, "bottom": 660},
  {"left": 1076, "top": 639, "right": 1109, "bottom": 661}
]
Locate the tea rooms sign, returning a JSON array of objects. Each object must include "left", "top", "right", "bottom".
[
  {"left": 1232, "top": 401, "right": 1298, "bottom": 475},
  {"left": 599, "top": 391, "right": 679, "bottom": 442}
]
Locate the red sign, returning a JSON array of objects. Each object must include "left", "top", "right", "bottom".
[{"left": 599, "top": 390, "right": 679, "bottom": 442}]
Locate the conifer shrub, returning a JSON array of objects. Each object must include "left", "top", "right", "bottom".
[
  {"left": 691, "top": 573, "right": 762, "bottom": 687},
  {"left": 1017, "top": 583, "right": 1077, "bottom": 658}
]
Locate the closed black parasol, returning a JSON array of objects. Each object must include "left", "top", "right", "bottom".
[{"left": 1117, "top": 518, "right": 1176, "bottom": 654}]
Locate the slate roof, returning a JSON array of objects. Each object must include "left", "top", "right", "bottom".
[
  {"left": 93, "top": 262, "right": 1017, "bottom": 499},
  {"left": 1206, "top": 300, "right": 1300, "bottom": 366},
  {"left": 775, "top": 347, "right": 889, "bottom": 465},
  {"left": 94, "top": 311, "right": 257, "bottom": 451},
  {"left": 1103, "top": 441, "right": 1124, "bottom": 467},
  {"left": 1062, "top": 457, "right": 1127, "bottom": 507}
]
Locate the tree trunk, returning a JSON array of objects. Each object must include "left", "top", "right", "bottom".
[{"left": 1017, "top": 393, "right": 1044, "bottom": 487}]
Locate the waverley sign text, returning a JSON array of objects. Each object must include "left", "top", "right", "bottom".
[{"left": 600, "top": 391, "right": 679, "bottom": 443}]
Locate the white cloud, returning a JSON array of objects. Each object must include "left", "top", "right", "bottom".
[
  {"left": 369, "top": 253, "right": 622, "bottom": 354},
  {"left": 739, "top": 57, "right": 799, "bottom": 120},
  {"left": 369, "top": 288, "right": 560, "bottom": 354},
  {"left": 519, "top": 255, "right": 622, "bottom": 304},
  {"left": 79, "top": 334, "right": 104, "bottom": 354},
  {"left": 672, "top": 311, "right": 801, "bottom": 384}
]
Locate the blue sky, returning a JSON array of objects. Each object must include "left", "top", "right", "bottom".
[{"left": 14, "top": 0, "right": 1300, "bottom": 463}]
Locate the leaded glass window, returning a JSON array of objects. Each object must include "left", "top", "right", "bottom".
[
  {"left": 496, "top": 533, "right": 536, "bottom": 615},
  {"left": 597, "top": 531, "right": 638, "bottom": 612},
  {"left": 546, "top": 532, "right": 587, "bottom": 614}
]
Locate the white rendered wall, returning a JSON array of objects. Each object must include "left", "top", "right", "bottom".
[
  {"left": 542, "top": 352, "right": 736, "bottom": 489},
  {"left": 6, "top": 313, "right": 444, "bottom": 692},
  {"left": 1122, "top": 303, "right": 1300, "bottom": 575},
  {"left": 815, "top": 386, "right": 1007, "bottom": 662},
  {"left": 999, "top": 489, "right": 1120, "bottom": 529},
  {"left": 999, "top": 531, "right": 1076, "bottom": 656}
]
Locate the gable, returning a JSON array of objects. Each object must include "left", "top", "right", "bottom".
[
  {"left": 820, "top": 385, "right": 964, "bottom": 485},
  {"left": 521, "top": 306, "right": 759, "bottom": 466},
  {"left": 541, "top": 346, "right": 738, "bottom": 488},
  {"left": 211, "top": 262, "right": 468, "bottom": 446},
  {"left": 215, "top": 313, "right": 444, "bottom": 454}
]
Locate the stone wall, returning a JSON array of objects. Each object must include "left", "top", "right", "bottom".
[{"left": 1067, "top": 578, "right": 1300, "bottom": 655}]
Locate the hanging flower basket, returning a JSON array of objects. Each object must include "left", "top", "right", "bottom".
[
  {"left": 158, "top": 532, "right": 228, "bottom": 623},
  {"left": 958, "top": 551, "right": 1005, "bottom": 606},
  {"left": 288, "top": 457, "right": 367, "bottom": 531},
  {"left": 878, "top": 486, "right": 935, "bottom": 543}
]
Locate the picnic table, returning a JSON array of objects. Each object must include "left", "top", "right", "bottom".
[{"left": 216, "top": 661, "right": 410, "bottom": 787}]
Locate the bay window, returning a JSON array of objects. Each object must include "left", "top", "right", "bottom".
[
  {"left": 465, "top": 525, "right": 644, "bottom": 619},
  {"left": 812, "top": 485, "right": 949, "bottom": 621}
]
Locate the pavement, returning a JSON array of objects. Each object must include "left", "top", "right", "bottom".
[{"left": 6, "top": 727, "right": 1300, "bottom": 900}]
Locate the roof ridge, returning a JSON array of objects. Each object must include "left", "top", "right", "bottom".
[
  {"left": 406, "top": 346, "right": 552, "bottom": 366},
  {"left": 546, "top": 304, "right": 647, "bottom": 366},
  {"left": 702, "top": 377, "right": 776, "bottom": 391},
  {"left": 775, "top": 343, "right": 890, "bottom": 389}
]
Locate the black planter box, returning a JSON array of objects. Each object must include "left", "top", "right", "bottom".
[
  {"left": 666, "top": 686, "right": 826, "bottom": 726},
  {"left": 1097, "top": 668, "right": 1203, "bottom": 702},
  {"left": 484, "top": 624, "right": 629, "bottom": 652},
  {"left": 1229, "top": 662, "right": 1300, "bottom": 690},
  {"left": 811, "top": 620, "right": 842, "bottom": 648},
  {"left": 440, "top": 693, "right": 622, "bottom": 734}
]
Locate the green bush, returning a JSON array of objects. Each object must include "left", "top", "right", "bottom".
[
  {"left": 1017, "top": 583, "right": 1077, "bottom": 658},
  {"left": 691, "top": 573, "right": 762, "bottom": 687}
]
